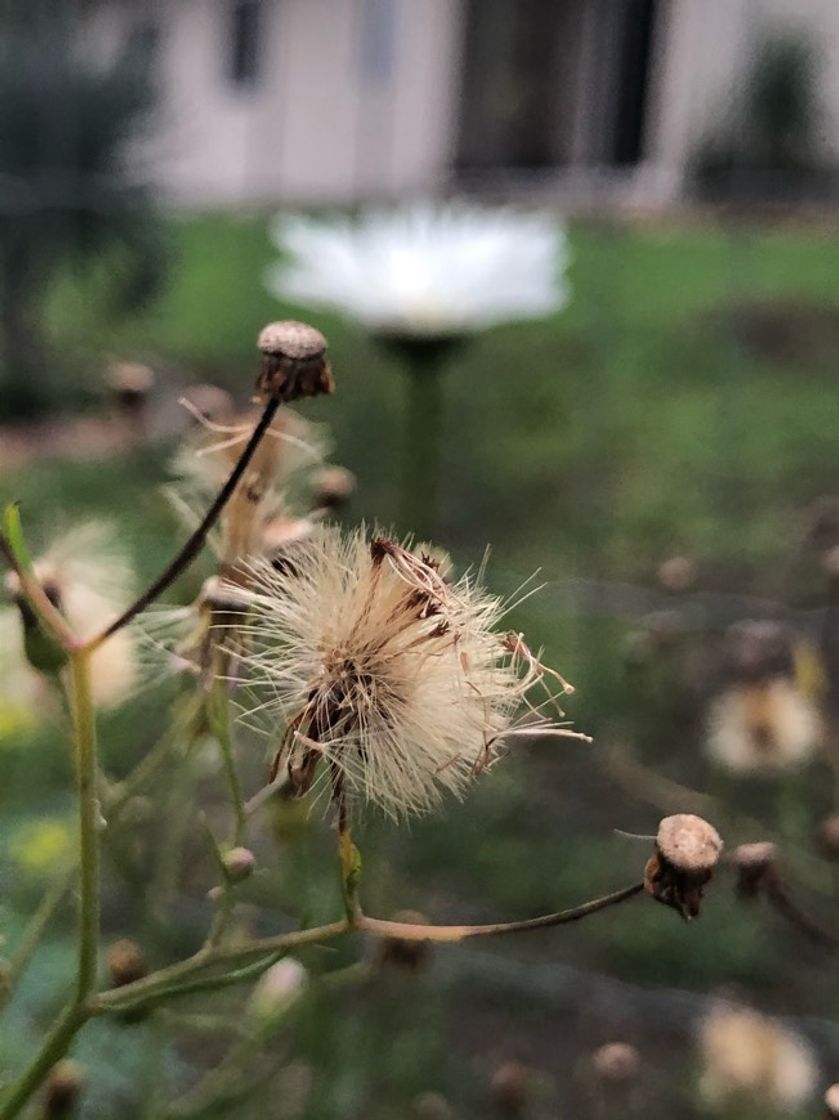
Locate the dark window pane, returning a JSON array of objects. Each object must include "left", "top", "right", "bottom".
[{"left": 229, "top": 0, "right": 262, "bottom": 88}]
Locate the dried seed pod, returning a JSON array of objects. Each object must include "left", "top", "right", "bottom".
[
  {"left": 657, "top": 554, "right": 697, "bottom": 595},
  {"left": 377, "top": 910, "right": 431, "bottom": 973},
  {"left": 106, "top": 938, "right": 147, "bottom": 987},
  {"left": 733, "top": 841, "right": 779, "bottom": 899},
  {"left": 255, "top": 320, "right": 334, "bottom": 403},
  {"left": 825, "top": 1083, "right": 839, "bottom": 1117},
  {"left": 311, "top": 465, "right": 356, "bottom": 510},
  {"left": 644, "top": 814, "right": 723, "bottom": 919},
  {"left": 412, "top": 1092, "right": 456, "bottom": 1120},
  {"left": 590, "top": 1041, "right": 640, "bottom": 1084},
  {"left": 45, "top": 1059, "right": 84, "bottom": 1118}
]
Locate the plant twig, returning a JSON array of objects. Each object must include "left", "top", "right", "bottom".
[
  {"left": 84, "top": 396, "right": 280, "bottom": 650},
  {"left": 358, "top": 883, "right": 645, "bottom": 943},
  {"left": 69, "top": 650, "right": 100, "bottom": 1002},
  {"left": 0, "top": 529, "right": 77, "bottom": 651}
]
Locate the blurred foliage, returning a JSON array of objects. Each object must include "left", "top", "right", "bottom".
[{"left": 0, "top": 1, "right": 165, "bottom": 418}]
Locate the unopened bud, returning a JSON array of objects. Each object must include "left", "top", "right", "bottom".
[
  {"left": 106, "top": 938, "right": 146, "bottom": 987},
  {"left": 412, "top": 1092, "right": 456, "bottom": 1120},
  {"left": 311, "top": 465, "right": 356, "bottom": 510},
  {"left": 490, "top": 1061, "right": 532, "bottom": 1117},
  {"left": 249, "top": 957, "right": 307, "bottom": 1023},
  {"left": 223, "top": 846, "right": 256, "bottom": 882},
  {"left": 377, "top": 910, "right": 431, "bottom": 973},
  {"left": 732, "top": 841, "right": 779, "bottom": 899},
  {"left": 818, "top": 815, "right": 839, "bottom": 860},
  {"left": 45, "top": 1059, "right": 84, "bottom": 1118},
  {"left": 255, "top": 321, "right": 334, "bottom": 403},
  {"left": 590, "top": 1042, "right": 640, "bottom": 1084},
  {"left": 657, "top": 555, "right": 697, "bottom": 595},
  {"left": 644, "top": 814, "right": 723, "bottom": 919},
  {"left": 106, "top": 361, "right": 154, "bottom": 413},
  {"left": 826, "top": 1083, "right": 839, "bottom": 1117}
]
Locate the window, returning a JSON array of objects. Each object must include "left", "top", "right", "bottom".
[{"left": 229, "top": 0, "right": 262, "bottom": 89}]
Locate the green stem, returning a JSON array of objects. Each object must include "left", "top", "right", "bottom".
[
  {"left": 402, "top": 354, "right": 445, "bottom": 539},
  {"left": 0, "top": 1003, "right": 89, "bottom": 1119},
  {"left": 210, "top": 685, "right": 246, "bottom": 846},
  {"left": 70, "top": 650, "right": 100, "bottom": 1001}
]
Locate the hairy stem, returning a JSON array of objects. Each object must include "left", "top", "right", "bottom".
[{"left": 85, "top": 396, "right": 280, "bottom": 649}]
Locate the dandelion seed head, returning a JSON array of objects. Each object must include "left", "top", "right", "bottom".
[{"left": 232, "top": 525, "right": 577, "bottom": 818}]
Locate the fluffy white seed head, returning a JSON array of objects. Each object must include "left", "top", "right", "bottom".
[
  {"left": 705, "top": 680, "right": 821, "bottom": 774},
  {"left": 699, "top": 1003, "right": 818, "bottom": 1111},
  {"left": 231, "top": 526, "right": 580, "bottom": 818}
]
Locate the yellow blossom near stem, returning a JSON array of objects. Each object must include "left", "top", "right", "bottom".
[{"left": 11, "top": 819, "right": 75, "bottom": 878}]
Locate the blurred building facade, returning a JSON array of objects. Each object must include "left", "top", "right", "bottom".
[{"left": 91, "top": 0, "right": 839, "bottom": 209}]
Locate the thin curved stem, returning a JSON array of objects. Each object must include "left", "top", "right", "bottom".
[
  {"left": 0, "top": 1003, "right": 89, "bottom": 1120},
  {"left": 84, "top": 396, "right": 280, "bottom": 650},
  {"left": 358, "top": 882, "right": 645, "bottom": 943},
  {"left": 0, "top": 531, "right": 77, "bottom": 651}
]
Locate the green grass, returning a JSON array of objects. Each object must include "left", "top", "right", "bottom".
[{"left": 5, "top": 213, "right": 839, "bottom": 1118}]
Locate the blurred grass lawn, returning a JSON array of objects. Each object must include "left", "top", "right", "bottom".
[{"left": 3, "top": 214, "right": 839, "bottom": 1115}]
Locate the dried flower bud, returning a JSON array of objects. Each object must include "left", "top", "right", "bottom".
[
  {"left": 826, "top": 1083, "right": 839, "bottom": 1117},
  {"left": 106, "top": 360, "right": 154, "bottom": 412},
  {"left": 249, "top": 957, "right": 307, "bottom": 1023},
  {"left": 590, "top": 1042, "right": 640, "bottom": 1084},
  {"left": 490, "top": 1061, "right": 532, "bottom": 1116},
  {"left": 818, "top": 815, "right": 839, "bottom": 860},
  {"left": 106, "top": 938, "right": 147, "bottom": 987},
  {"left": 377, "top": 910, "right": 430, "bottom": 973},
  {"left": 657, "top": 555, "right": 697, "bottom": 595},
  {"left": 732, "top": 841, "right": 779, "bottom": 899},
  {"left": 223, "top": 845, "right": 256, "bottom": 882},
  {"left": 255, "top": 321, "right": 334, "bottom": 403},
  {"left": 311, "top": 465, "right": 356, "bottom": 510},
  {"left": 644, "top": 814, "right": 723, "bottom": 919},
  {"left": 45, "top": 1059, "right": 84, "bottom": 1118}
]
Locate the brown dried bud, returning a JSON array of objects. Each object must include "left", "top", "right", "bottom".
[
  {"left": 590, "top": 1042, "right": 640, "bottom": 1084},
  {"left": 106, "top": 361, "right": 155, "bottom": 411},
  {"left": 377, "top": 910, "right": 431, "bottom": 973},
  {"left": 490, "top": 1061, "right": 532, "bottom": 1116},
  {"left": 657, "top": 555, "right": 697, "bottom": 595},
  {"left": 255, "top": 320, "right": 334, "bottom": 403},
  {"left": 106, "top": 938, "right": 147, "bottom": 987},
  {"left": 732, "top": 841, "right": 779, "bottom": 899},
  {"left": 223, "top": 845, "right": 257, "bottom": 882},
  {"left": 644, "top": 814, "right": 723, "bottom": 920},
  {"left": 825, "top": 1083, "right": 839, "bottom": 1117},
  {"left": 45, "top": 1059, "right": 84, "bottom": 1117},
  {"left": 818, "top": 815, "right": 839, "bottom": 860},
  {"left": 311, "top": 465, "right": 356, "bottom": 510}
]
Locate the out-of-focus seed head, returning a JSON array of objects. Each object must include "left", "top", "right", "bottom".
[
  {"left": 825, "top": 1083, "right": 839, "bottom": 1117},
  {"left": 255, "top": 320, "right": 334, "bottom": 403},
  {"left": 733, "top": 841, "right": 779, "bottom": 899},
  {"left": 223, "top": 845, "right": 257, "bottom": 882},
  {"left": 45, "top": 1059, "right": 84, "bottom": 1118},
  {"left": 412, "top": 1092, "right": 456, "bottom": 1120},
  {"left": 644, "top": 814, "right": 723, "bottom": 919},
  {"left": 106, "top": 938, "right": 147, "bottom": 987},
  {"left": 590, "top": 1042, "right": 640, "bottom": 1084}
]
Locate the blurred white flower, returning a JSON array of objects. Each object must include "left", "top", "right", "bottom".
[
  {"left": 699, "top": 1003, "right": 818, "bottom": 1112},
  {"left": 4, "top": 522, "right": 138, "bottom": 709},
  {"left": 705, "top": 679, "right": 821, "bottom": 774},
  {"left": 249, "top": 958, "right": 308, "bottom": 1023},
  {"left": 232, "top": 525, "right": 582, "bottom": 818},
  {"left": 266, "top": 202, "right": 570, "bottom": 338}
]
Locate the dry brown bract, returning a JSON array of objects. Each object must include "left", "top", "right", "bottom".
[
  {"left": 255, "top": 320, "right": 334, "bottom": 403},
  {"left": 644, "top": 813, "right": 722, "bottom": 919}
]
